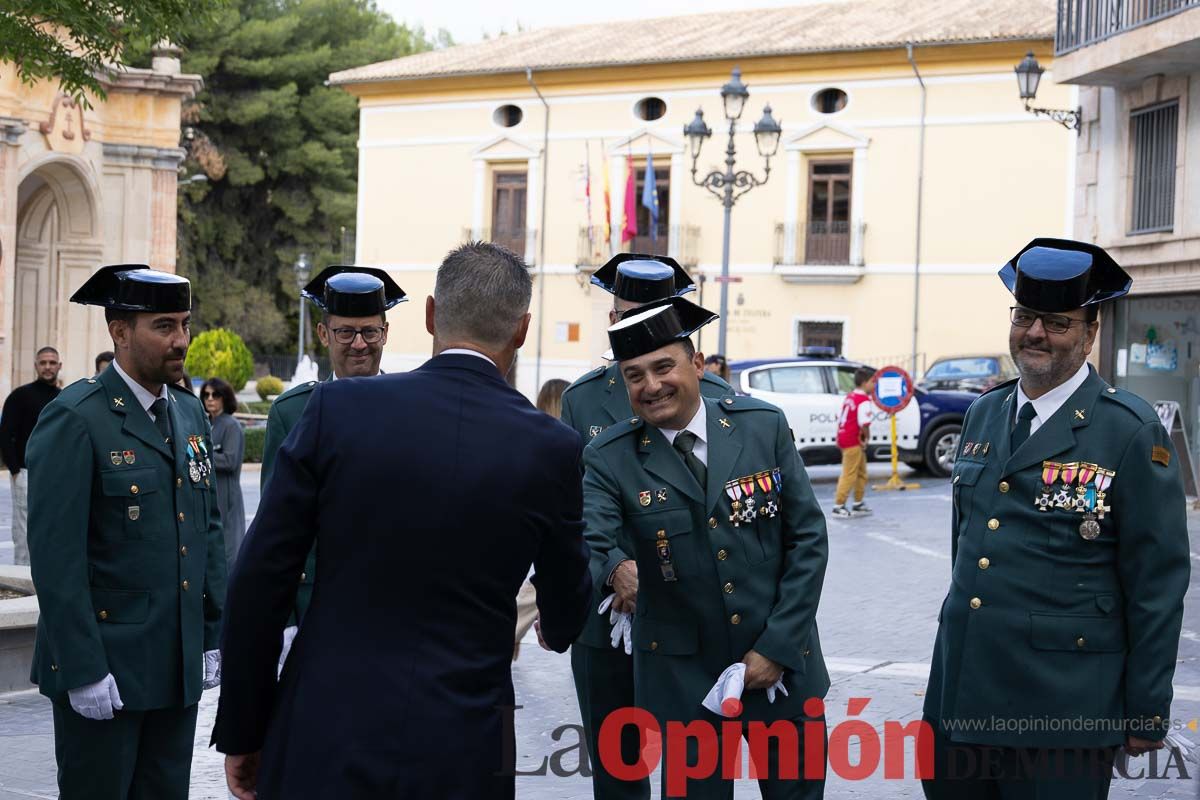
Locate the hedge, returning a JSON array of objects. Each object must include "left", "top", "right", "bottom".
[{"left": 244, "top": 427, "right": 265, "bottom": 463}]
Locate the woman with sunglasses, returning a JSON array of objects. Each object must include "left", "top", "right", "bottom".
[{"left": 201, "top": 377, "right": 246, "bottom": 570}]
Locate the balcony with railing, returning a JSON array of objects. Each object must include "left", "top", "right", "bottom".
[
  {"left": 575, "top": 224, "right": 701, "bottom": 272},
  {"left": 772, "top": 221, "right": 866, "bottom": 283},
  {"left": 1053, "top": 0, "right": 1200, "bottom": 84},
  {"left": 461, "top": 227, "right": 534, "bottom": 263}
]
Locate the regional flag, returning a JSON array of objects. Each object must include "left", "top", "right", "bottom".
[
  {"left": 621, "top": 155, "right": 638, "bottom": 244},
  {"left": 641, "top": 153, "right": 659, "bottom": 241}
]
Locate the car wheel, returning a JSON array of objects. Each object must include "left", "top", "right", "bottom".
[{"left": 922, "top": 423, "right": 961, "bottom": 478}]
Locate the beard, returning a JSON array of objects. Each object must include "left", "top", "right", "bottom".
[{"left": 1011, "top": 334, "right": 1085, "bottom": 388}]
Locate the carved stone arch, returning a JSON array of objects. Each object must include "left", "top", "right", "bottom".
[{"left": 17, "top": 155, "right": 102, "bottom": 242}]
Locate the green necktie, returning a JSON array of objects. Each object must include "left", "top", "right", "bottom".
[
  {"left": 1011, "top": 402, "right": 1037, "bottom": 451},
  {"left": 673, "top": 430, "right": 707, "bottom": 488},
  {"left": 150, "top": 398, "right": 172, "bottom": 444}
]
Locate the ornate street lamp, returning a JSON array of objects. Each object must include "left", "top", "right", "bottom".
[
  {"left": 685, "top": 67, "right": 781, "bottom": 356},
  {"left": 1014, "top": 51, "right": 1080, "bottom": 130},
  {"left": 294, "top": 252, "right": 311, "bottom": 367}
]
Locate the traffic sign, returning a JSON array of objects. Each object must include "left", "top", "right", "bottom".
[{"left": 870, "top": 365, "right": 915, "bottom": 415}]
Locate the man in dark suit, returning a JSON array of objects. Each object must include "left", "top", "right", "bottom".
[{"left": 213, "top": 241, "right": 593, "bottom": 800}]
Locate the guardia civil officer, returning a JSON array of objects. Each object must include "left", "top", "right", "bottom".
[
  {"left": 922, "top": 238, "right": 1191, "bottom": 799},
  {"left": 26, "top": 265, "right": 225, "bottom": 799},
  {"left": 261, "top": 265, "right": 406, "bottom": 634},
  {"left": 584, "top": 296, "right": 830, "bottom": 799},
  {"left": 562, "top": 253, "right": 731, "bottom": 800}
]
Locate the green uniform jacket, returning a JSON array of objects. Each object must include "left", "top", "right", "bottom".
[
  {"left": 925, "top": 368, "right": 1190, "bottom": 747},
  {"left": 261, "top": 379, "right": 321, "bottom": 623},
  {"left": 583, "top": 395, "right": 830, "bottom": 723},
  {"left": 26, "top": 367, "right": 225, "bottom": 709},
  {"left": 562, "top": 364, "right": 731, "bottom": 649}
]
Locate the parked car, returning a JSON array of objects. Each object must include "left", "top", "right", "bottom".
[
  {"left": 918, "top": 354, "right": 1017, "bottom": 393},
  {"left": 729, "top": 355, "right": 976, "bottom": 477}
]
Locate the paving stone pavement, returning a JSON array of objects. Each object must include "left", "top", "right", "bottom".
[{"left": 1, "top": 465, "right": 1198, "bottom": 798}]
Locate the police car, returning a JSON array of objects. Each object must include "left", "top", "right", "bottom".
[{"left": 729, "top": 353, "right": 976, "bottom": 477}]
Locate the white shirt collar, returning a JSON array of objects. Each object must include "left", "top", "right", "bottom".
[
  {"left": 1014, "top": 361, "right": 1091, "bottom": 433},
  {"left": 441, "top": 348, "right": 497, "bottom": 368},
  {"left": 659, "top": 398, "right": 708, "bottom": 452},
  {"left": 111, "top": 358, "right": 169, "bottom": 417}
]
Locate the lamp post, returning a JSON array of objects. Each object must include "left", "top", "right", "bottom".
[
  {"left": 1014, "top": 51, "right": 1081, "bottom": 131},
  {"left": 294, "top": 252, "right": 311, "bottom": 368},
  {"left": 684, "top": 67, "right": 781, "bottom": 357}
]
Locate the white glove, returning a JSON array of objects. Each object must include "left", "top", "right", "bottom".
[
  {"left": 766, "top": 676, "right": 789, "bottom": 704},
  {"left": 702, "top": 663, "right": 746, "bottom": 717},
  {"left": 202, "top": 649, "right": 221, "bottom": 690},
  {"left": 278, "top": 625, "right": 299, "bottom": 675},
  {"left": 597, "top": 595, "right": 632, "bottom": 655},
  {"left": 68, "top": 673, "right": 124, "bottom": 720}
]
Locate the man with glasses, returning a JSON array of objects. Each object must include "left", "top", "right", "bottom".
[
  {"left": 261, "top": 266, "right": 406, "bottom": 633},
  {"left": 921, "top": 238, "right": 1191, "bottom": 799}
]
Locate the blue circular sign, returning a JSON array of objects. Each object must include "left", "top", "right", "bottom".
[{"left": 870, "top": 365, "right": 915, "bottom": 414}]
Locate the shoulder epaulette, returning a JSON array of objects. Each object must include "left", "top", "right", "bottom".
[
  {"left": 700, "top": 371, "right": 734, "bottom": 395},
  {"left": 564, "top": 365, "right": 609, "bottom": 394},
  {"left": 716, "top": 394, "right": 776, "bottom": 414},
  {"left": 980, "top": 377, "right": 1019, "bottom": 397},
  {"left": 590, "top": 415, "right": 644, "bottom": 448},
  {"left": 272, "top": 380, "right": 318, "bottom": 407},
  {"left": 1099, "top": 384, "right": 1158, "bottom": 424},
  {"left": 56, "top": 377, "right": 106, "bottom": 407}
]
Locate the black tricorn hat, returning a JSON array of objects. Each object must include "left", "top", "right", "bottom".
[
  {"left": 301, "top": 266, "right": 407, "bottom": 317},
  {"left": 70, "top": 264, "right": 190, "bottom": 312},
  {"left": 605, "top": 296, "right": 718, "bottom": 361},
  {"left": 999, "top": 238, "right": 1131, "bottom": 313},
  {"left": 590, "top": 253, "right": 695, "bottom": 303}
]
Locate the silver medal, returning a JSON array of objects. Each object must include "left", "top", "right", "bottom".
[
  {"left": 189, "top": 462, "right": 201, "bottom": 483},
  {"left": 1079, "top": 515, "right": 1100, "bottom": 540}
]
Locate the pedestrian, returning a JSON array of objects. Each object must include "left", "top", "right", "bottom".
[
  {"left": 831, "top": 366, "right": 875, "bottom": 519},
  {"left": 585, "top": 295, "right": 830, "bottom": 799},
  {"left": 25, "top": 264, "right": 224, "bottom": 799},
  {"left": 921, "top": 238, "right": 1191, "bottom": 799},
  {"left": 201, "top": 377, "right": 246, "bottom": 570},
  {"left": 261, "top": 265, "right": 406, "bottom": 647},
  {"left": 704, "top": 353, "right": 731, "bottom": 383},
  {"left": 93, "top": 350, "right": 114, "bottom": 376},
  {"left": 213, "top": 242, "right": 593, "bottom": 800},
  {"left": 0, "top": 346, "right": 62, "bottom": 565}
]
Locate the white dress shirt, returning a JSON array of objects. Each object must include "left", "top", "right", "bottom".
[
  {"left": 441, "top": 348, "right": 498, "bottom": 368},
  {"left": 658, "top": 398, "right": 709, "bottom": 467},
  {"left": 1014, "top": 361, "right": 1091, "bottom": 437},
  {"left": 110, "top": 358, "right": 170, "bottom": 421}
]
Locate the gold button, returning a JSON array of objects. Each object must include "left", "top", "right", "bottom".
[
  {"left": 969, "top": 597, "right": 982, "bottom": 609},
  {"left": 630, "top": 417, "right": 638, "bottom": 424},
  {"left": 205, "top": 478, "right": 210, "bottom": 486},
  {"left": 51, "top": 664, "right": 59, "bottom": 672},
  {"left": 978, "top": 557, "right": 990, "bottom": 570},
  {"left": 178, "top": 512, "right": 185, "bottom": 522},
  {"left": 1153, "top": 715, "right": 1163, "bottom": 725},
  {"left": 953, "top": 475, "right": 960, "bottom": 484},
  {"left": 130, "top": 485, "right": 139, "bottom": 495},
  {"left": 650, "top": 641, "right": 658, "bottom": 651},
  {"left": 730, "top": 613, "right": 742, "bottom": 625},
  {"left": 1076, "top": 637, "right": 1086, "bottom": 648},
  {"left": 998, "top": 481, "right": 1009, "bottom": 493},
  {"left": 656, "top": 529, "right": 666, "bottom": 539},
  {"left": 98, "top": 610, "right": 108, "bottom": 621},
  {"left": 180, "top": 546, "right": 188, "bottom": 557},
  {"left": 717, "top": 549, "right": 728, "bottom": 560},
  {"left": 1107, "top": 387, "right": 1117, "bottom": 394},
  {"left": 724, "top": 398, "right": 733, "bottom": 405},
  {"left": 708, "top": 517, "right": 717, "bottom": 528},
  {"left": 301, "top": 572, "right": 307, "bottom": 581},
  {"left": 987, "top": 518, "right": 999, "bottom": 530},
  {"left": 182, "top": 580, "right": 190, "bottom": 591},
  {"left": 176, "top": 478, "right": 182, "bottom": 487},
  {"left": 723, "top": 582, "right": 734, "bottom": 594}
]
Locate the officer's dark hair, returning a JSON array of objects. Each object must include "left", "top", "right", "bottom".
[
  {"left": 435, "top": 241, "right": 532, "bottom": 348},
  {"left": 105, "top": 308, "right": 138, "bottom": 327},
  {"left": 35, "top": 346, "right": 59, "bottom": 358},
  {"left": 678, "top": 338, "right": 696, "bottom": 360},
  {"left": 94, "top": 351, "right": 114, "bottom": 371},
  {"left": 200, "top": 377, "right": 238, "bottom": 415},
  {"left": 1085, "top": 303, "right": 1100, "bottom": 323},
  {"left": 854, "top": 366, "right": 875, "bottom": 387}
]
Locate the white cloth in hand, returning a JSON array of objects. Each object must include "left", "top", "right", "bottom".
[
  {"left": 202, "top": 649, "right": 221, "bottom": 690},
  {"left": 766, "top": 677, "right": 789, "bottom": 704},
  {"left": 278, "top": 625, "right": 299, "bottom": 676},
  {"left": 597, "top": 595, "right": 632, "bottom": 655},
  {"left": 68, "top": 673, "right": 124, "bottom": 720},
  {"left": 702, "top": 663, "right": 746, "bottom": 717}
]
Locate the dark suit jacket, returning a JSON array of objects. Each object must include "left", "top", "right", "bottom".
[{"left": 212, "top": 353, "right": 592, "bottom": 799}]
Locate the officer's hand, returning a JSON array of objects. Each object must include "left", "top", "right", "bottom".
[
  {"left": 611, "top": 560, "right": 638, "bottom": 614},
  {"left": 1125, "top": 735, "right": 1164, "bottom": 756},
  {"left": 533, "top": 617, "right": 552, "bottom": 652},
  {"left": 226, "top": 752, "right": 261, "bottom": 799},
  {"left": 67, "top": 673, "right": 124, "bottom": 720},
  {"left": 742, "top": 650, "right": 783, "bottom": 690}
]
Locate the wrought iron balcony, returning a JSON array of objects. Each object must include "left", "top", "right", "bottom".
[
  {"left": 773, "top": 221, "right": 865, "bottom": 267},
  {"left": 1056, "top": 0, "right": 1200, "bottom": 55}
]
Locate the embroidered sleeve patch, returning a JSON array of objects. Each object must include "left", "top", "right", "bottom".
[{"left": 1152, "top": 445, "right": 1171, "bottom": 467}]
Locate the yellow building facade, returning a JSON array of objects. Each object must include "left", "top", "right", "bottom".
[{"left": 332, "top": 0, "right": 1076, "bottom": 397}]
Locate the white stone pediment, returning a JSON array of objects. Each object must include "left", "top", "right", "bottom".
[
  {"left": 472, "top": 136, "right": 538, "bottom": 161},
  {"left": 784, "top": 123, "right": 869, "bottom": 152},
  {"left": 606, "top": 129, "right": 683, "bottom": 156}
]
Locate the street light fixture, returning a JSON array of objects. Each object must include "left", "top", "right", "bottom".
[
  {"left": 293, "top": 252, "right": 311, "bottom": 368},
  {"left": 685, "top": 66, "right": 780, "bottom": 357},
  {"left": 1014, "top": 51, "right": 1080, "bottom": 131}
]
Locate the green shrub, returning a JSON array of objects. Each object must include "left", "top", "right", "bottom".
[
  {"left": 256, "top": 375, "right": 284, "bottom": 400},
  {"left": 244, "top": 427, "right": 266, "bottom": 463},
  {"left": 185, "top": 329, "right": 254, "bottom": 391},
  {"left": 246, "top": 400, "right": 272, "bottom": 415}
]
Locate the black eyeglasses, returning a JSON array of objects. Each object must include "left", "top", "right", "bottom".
[
  {"left": 1009, "top": 307, "right": 1089, "bottom": 335},
  {"left": 201, "top": 391, "right": 218, "bottom": 399},
  {"left": 330, "top": 326, "right": 385, "bottom": 345}
]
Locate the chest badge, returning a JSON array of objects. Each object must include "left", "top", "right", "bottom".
[
  {"left": 123, "top": 450, "right": 136, "bottom": 465},
  {"left": 110, "top": 451, "right": 122, "bottom": 466},
  {"left": 656, "top": 488, "right": 668, "bottom": 504},
  {"left": 589, "top": 425, "right": 604, "bottom": 439},
  {"left": 638, "top": 490, "right": 652, "bottom": 507},
  {"left": 127, "top": 505, "right": 140, "bottom": 521}
]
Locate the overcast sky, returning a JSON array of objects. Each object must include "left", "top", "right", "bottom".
[{"left": 378, "top": 0, "right": 837, "bottom": 45}]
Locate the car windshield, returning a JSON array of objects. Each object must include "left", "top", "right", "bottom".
[{"left": 925, "top": 358, "right": 997, "bottom": 380}]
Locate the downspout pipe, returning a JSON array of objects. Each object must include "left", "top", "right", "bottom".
[
  {"left": 527, "top": 67, "right": 550, "bottom": 394},
  {"left": 906, "top": 43, "right": 927, "bottom": 379}
]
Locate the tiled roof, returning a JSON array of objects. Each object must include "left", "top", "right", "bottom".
[{"left": 330, "top": 0, "right": 1055, "bottom": 85}]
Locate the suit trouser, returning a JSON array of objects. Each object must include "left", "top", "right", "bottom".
[
  {"left": 833, "top": 446, "right": 867, "bottom": 506},
  {"left": 10, "top": 470, "right": 28, "bottom": 565},
  {"left": 920, "top": 718, "right": 1116, "bottom": 800},
  {"left": 52, "top": 701, "right": 198, "bottom": 800},
  {"left": 571, "top": 643, "right": 651, "bottom": 800},
  {"left": 658, "top": 714, "right": 827, "bottom": 799}
]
